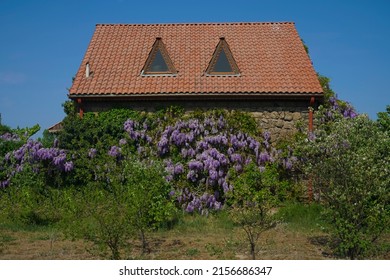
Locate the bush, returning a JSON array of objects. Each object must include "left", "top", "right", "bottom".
[
  {"left": 302, "top": 115, "right": 390, "bottom": 259},
  {"left": 0, "top": 165, "right": 62, "bottom": 227},
  {"left": 56, "top": 107, "right": 298, "bottom": 212}
]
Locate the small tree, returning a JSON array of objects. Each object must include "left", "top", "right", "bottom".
[
  {"left": 62, "top": 155, "right": 175, "bottom": 259},
  {"left": 122, "top": 159, "right": 176, "bottom": 253},
  {"left": 228, "top": 163, "right": 276, "bottom": 259}
]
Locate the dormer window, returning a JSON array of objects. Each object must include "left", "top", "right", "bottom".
[
  {"left": 142, "top": 38, "right": 177, "bottom": 75},
  {"left": 206, "top": 37, "right": 240, "bottom": 75}
]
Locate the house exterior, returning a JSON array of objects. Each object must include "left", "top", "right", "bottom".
[{"left": 68, "top": 22, "right": 323, "bottom": 141}]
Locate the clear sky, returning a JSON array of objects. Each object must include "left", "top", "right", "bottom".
[{"left": 1, "top": 0, "right": 389, "bottom": 136}]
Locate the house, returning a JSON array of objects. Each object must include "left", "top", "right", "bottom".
[
  {"left": 68, "top": 22, "right": 323, "bottom": 141},
  {"left": 47, "top": 121, "right": 63, "bottom": 134}
]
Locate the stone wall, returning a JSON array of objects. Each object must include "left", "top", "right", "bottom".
[
  {"left": 251, "top": 110, "right": 308, "bottom": 142},
  {"left": 79, "top": 98, "right": 313, "bottom": 143}
]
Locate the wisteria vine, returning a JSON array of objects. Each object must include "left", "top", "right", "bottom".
[
  {"left": 117, "top": 114, "right": 289, "bottom": 213},
  {"left": 0, "top": 139, "right": 73, "bottom": 187}
]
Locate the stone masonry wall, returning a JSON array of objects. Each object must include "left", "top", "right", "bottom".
[{"left": 80, "top": 99, "right": 311, "bottom": 143}]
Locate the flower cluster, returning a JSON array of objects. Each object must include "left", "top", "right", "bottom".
[
  {"left": 108, "top": 145, "right": 122, "bottom": 158},
  {"left": 88, "top": 148, "right": 97, "bottom": 158},
  {"left": 132, "top": 115, "right": 279, "bottom": 213},
  {"left": 280, "top": 146, "right": 298, "bottom": 171},
  {"left": 174, "top": 188, "right": 222, "bottom": 214},
  {"left": 1, "top": 140, "right": 73, "bottom": 188},
  {"left": 321, "top": 96, "right": 358, "bottom": 122},
  {"left": 124, "top": 119, "right": 152, "bottom": 144},
  {"left": 0, "top": 132, "right": 21, "bottom": 142}
]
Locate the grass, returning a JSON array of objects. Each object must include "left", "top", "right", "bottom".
[
  {"left": 173, "top": 210, "right": 235, "bottom": 233},
  {"left": 275, "top": 202, "right": 328, "bottom": 232}
]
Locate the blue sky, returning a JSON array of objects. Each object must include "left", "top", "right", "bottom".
[{"left": 1, "top": 0, "right": 389, "bottom": 136}]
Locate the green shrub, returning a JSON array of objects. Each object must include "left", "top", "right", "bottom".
[
  {"left": 302, "top": 115, "right": 390, "bottom": 259},
  {"left": 228, "top": 163, "right": 277, "bottom": 259},
  {"left": 61, "top": 155, "right": 176, "bottom": 259},
  {"left": 0, "top": 166, "right": 61, "bottom": 227}
]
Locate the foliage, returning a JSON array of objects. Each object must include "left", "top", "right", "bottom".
[
  {"left": 0, "top": 139, "right": 73, "bottom": 188},
  {"left": 225, "top": 110, "right": 260, "bottom": 135},
  {"left": 0, "top": 123, "right": 40, "bottom": 157},
  {"left": 228, "top": 163, "right": 277, "bottom": 259},
  {"left": 301, "top": 115, "right": 390, "bottom": 259},
  {"left": 0, "top": 122, "right": 48, "bottom": 189},
  {"left": 0, "top": 122, "right": 12, "bottom": 135},
  {"left": 39, "top": 129, "right": 57, "bottom": 148},
  {"left": 61, "top": 153, "right": 176, "bottom": 259},
  {"left": 317, "top": 74, "right": 336, "bottom": 102},
  {"left": 131, "top": 110, "right": 298, "bottom": 212},
  {"left": 58, "top": 107, "right": 145, "bottom": 152},
  {"left": 53, "top": 107, "right": 298, "bottom": 212},
  {"left": 57, "top": 106, "right": 147, "bottom": 187},
  {"left": 2, "top": 87, "right": 390, "bottom": 261},
  {"left": 377, "top": 105, "right": 390, "bottom": 133},
  {"left": 313, "top": 74, "right": 358, "bottom": 132},
  {"left": 0, "top": 164, "right": 63, "bottom": 227}
]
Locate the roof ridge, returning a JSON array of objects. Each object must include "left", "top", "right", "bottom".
[{"left": 95, "top": 22, "right": 295, "bottom": 27}]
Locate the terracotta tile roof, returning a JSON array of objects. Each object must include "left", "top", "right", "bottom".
[{"left": 69, "top": 22, "right": 323, "bottom": 98}]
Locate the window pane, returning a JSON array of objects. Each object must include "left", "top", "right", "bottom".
[
  {"left": 213, "top": 49, "right": 233, "bottom": 72},
  {"left": 150, "top": 49, "right": 169, "bottom": 72}
]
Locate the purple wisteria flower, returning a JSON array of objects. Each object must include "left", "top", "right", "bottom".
[
  {"left": 187, "top": 148, "right": 196, "bottom": 158},
  {"left": 188, "top": 160, "right": 203, "bottom": 171},
  {"left": 88, "top": 148, "right": 97, "bottom": 158},
  {"left": 342, "top": 105, "right": 358, "bottom": 119},
  {"left": 282, "top": 158, "right": 293, "bottom": 170},
  {"left": 230, "top": 153, "right": 242, "bottom": 163},
  {"left": 174, "top": 163, "right": 184, "bottom": 175},
  {"left": 123, "top": 113, "right": 287, "bottom": 213},
  {"left": 53, "top": 153, "right": 66, "bottom": 166},
  {"left": 186, "top": 170, "right": 198, "bottom": 182},
  {"left": 1, "top": 139, "right": 75, "bottom": 186},
  {"left": 263, "top": 131, "right": 271, "bottom": 142},
  {"left": 53, "top": 138, "right": 59, "bottom": 148},
  {"left": 4, "top": 152, "right": 11, "bottom": 162},
  {"left": 0, "top": 132, "right": 20, "bottom": 142},
  {"left": 108, "top": 146, "right": 121, "bottom": 157},
  {"left": 209, "top": 169, "right": 218, "bottom": 180},
  {"left": 308, "top": 132, "right": 316, "bottom": 142},
  {"left": 258, "top": 152, "right": 270, "bottom": 163},
  {"left": 64, "top": 161, "right": 74, "bottom": 172},
  {"left": 119, "top": 138, "right": 127, "bottom": 146},
  {"left": 329, "top": 96, "right": 338, "bottom": 110},
  {"left": 0, "top": 179, "right": 10, "bottom": 188}
]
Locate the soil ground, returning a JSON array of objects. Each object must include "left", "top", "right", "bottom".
[
  {"left": 0, "top": 226, "right": 329, "bottom": 260},
  {"left": 1, "top": 214, "right": 388, "bottom": 260}
]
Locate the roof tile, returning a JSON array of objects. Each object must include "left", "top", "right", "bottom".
[{"left": 69, "top": 22, "right": 323, "bottom": 96}]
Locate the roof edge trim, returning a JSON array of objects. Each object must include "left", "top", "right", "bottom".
[{"left": 95, "top": 22, "right": 295, "bottom": 27}]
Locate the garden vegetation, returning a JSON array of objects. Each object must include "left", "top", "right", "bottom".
[{"left": 0, "top": 82, "right": 389, "bottom": 259}]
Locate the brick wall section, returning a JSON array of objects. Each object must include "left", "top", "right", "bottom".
[{"left": 79, "top": 99, "right": 311, "bottom": 143}]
